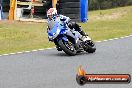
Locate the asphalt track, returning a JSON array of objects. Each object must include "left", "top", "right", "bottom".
[{"left": 0, "top": 36, "right": 132, "bottom": 88}]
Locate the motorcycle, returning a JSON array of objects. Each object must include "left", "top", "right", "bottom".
[{"left": 47, "top": 21, "right": 96, "bottom": 56}]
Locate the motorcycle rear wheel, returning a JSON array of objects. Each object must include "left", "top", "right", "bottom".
[{"left": 85, "top": 40, "right": 96, "bottom": 53}]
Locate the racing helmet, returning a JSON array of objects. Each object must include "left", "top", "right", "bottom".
[{"left": 47, "top": 8, "right": 57, "bottom": 20}]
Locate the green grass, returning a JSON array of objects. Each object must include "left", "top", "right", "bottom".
[
  {"left": 80, "top": 6, "right": 132, "bottom": 40},
  {"left": 0, "top": 22, "right": 54, "bottom": 54},
  {"left": 0, "top": 6, "right": 132, "bottom": 54}
]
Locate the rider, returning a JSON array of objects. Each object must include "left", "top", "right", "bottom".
[{"left": 47, "top": 8, "right": 88, "bottom": 51}]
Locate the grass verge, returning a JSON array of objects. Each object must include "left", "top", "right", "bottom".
[{"left": 0, "top": 6, "right": 132, "bottom": 54}]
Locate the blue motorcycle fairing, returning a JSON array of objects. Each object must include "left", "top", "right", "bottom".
[
  {"left": 48, "top": 22, "right": 59, "bottom": 36},
  {"left": 47, "top": 21, "right": 80, "bottom": 45},
  {"left": 48, "top": 21, "right": 69, "bottom": 41},
  {"left": 48, "top": 22, "right": 68, "bottom": 36}
]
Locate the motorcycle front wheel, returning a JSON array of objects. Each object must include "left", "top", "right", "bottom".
[{"left": 58, "top": 39, "right": 77, "bottom": 56}]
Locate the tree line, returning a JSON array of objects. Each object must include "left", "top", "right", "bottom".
[{"left": 89, "top": 0, "right": 132, "bottom": 10}]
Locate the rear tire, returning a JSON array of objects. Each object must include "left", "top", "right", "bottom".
[
  {"left": 58, "top": 39, "right": 76, "bottom": 56},
  {"left": 86, "top": 46, "right": 96, "bottom": 53},
  {"left": 85, "top": 40, "right": 96, "bottom": 53}
]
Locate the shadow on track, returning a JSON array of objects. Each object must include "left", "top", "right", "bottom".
[{"left": 48, "top": 52, "right": 96, "bottom": 57}]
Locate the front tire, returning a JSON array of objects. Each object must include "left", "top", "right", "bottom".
[{"left": 58, "top": 39, "right": 77, "bottom": 56}]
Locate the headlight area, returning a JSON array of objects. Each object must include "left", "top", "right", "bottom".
[
  {"left": 48, "top": 29, "right": 60, "bottom": 40},
  {"left": 48, "top": 35, "right": 54, "bottom": 41}
]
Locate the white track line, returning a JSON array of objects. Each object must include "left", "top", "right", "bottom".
[
  {"left": 96, "top": 35, "right": 132, "bottom": 42},
  {"left": 0, "top": 35, "right": 132, "bottom": 57}
]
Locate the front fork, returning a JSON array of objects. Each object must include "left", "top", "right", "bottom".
[{"left": 53, "top": 36, "right": 69, "bottom": 51}]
